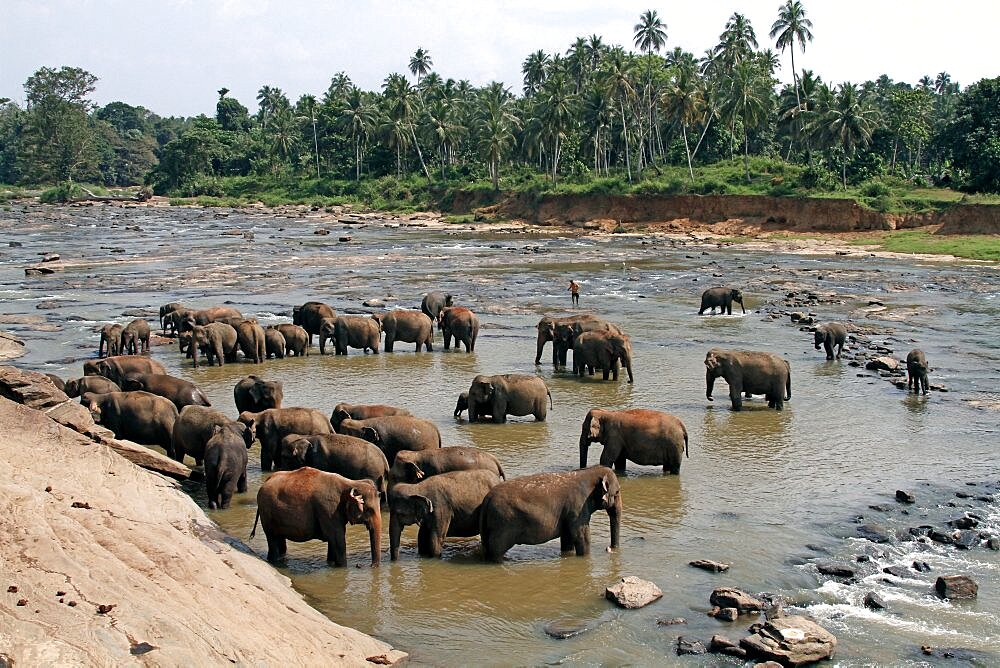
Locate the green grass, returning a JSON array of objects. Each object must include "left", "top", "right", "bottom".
[{"left": 848, "top": 230, "right": 1000, "bottom": 261}]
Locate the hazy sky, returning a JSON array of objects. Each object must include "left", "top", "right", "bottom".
[{"left": 3, "top": 0, "right": 997, "bottom": 117}]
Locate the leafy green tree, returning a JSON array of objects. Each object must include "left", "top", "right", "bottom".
[
  {"left": 382, "top": 73, "right": 431, "bottom": 179},
  {"left": 409, "top": 48, "right": 433, "bottom": 83},
  {"left": 215, "top": 90, "right": 251, "bottom": 132},
  {"left": 885, "top": 87, "right": 931, "bottom": 172},
  {"left": 770, "top": 0, "right": 814, "bottom": 137},
  {"left": 819, "top": 82, "right": 879, "bottom": 187},
  {"left": 723, "top": 58, "right": 773, "bottom": 181},
  {"left": 150, "top": 117, "right": 228, "bottom": 192},
  {"left": 0, "top": 101, "right": 25, "bottom": 183},
  {"left": 944, "top": 77, "right": 1000, "bottom": 192},
  {"left": 522, "top": 50, "right": 550, "bottom": 97}
]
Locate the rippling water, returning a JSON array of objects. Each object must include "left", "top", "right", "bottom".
[{"left": 2, "top": 204, "right": 998, "bottom": 665}]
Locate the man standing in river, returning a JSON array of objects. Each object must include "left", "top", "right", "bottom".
[{"left": 569, "top": 280, "right": 580, "bottom": 306}]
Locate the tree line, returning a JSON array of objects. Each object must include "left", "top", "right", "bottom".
[{"left": 1, "top": 2, "right": 998, "bottom": 195}]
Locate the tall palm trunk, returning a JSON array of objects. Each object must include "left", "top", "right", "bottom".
[
  {"left": 683, "top": 124, "right": 694, "bottom": 180},
  {"left": 619, "top": 99, "right": 632, "bottom": 182},
  {"left": 409, "top": 124, "right": 431, "bottom": 180},
  {"left": 744, "top": 127, "right": 751, "bottom": 183},
  {"left": 791, "top": 46, "right": 803, "bottom": 154}
]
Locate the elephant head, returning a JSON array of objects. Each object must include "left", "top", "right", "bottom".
[
  {"left": 730, "top": 289, "right": 746, "bottom": 314},
  {"left": 453, "top": 392, "right": 469, "bottom": 418},
  {"left": 590, "top": 470, "right": 621, "bottom": 549},
  {"left": 330, "top": 407, "right": 351, "bottom": 430},
  {"left": 237, "top": 411, "right": 260, "bottom": 448},
  {"left": 249, "top": 377, "right": 283, "bottom": 409},
  {"left": 341, "top": 483, "right": 382, "bottom": 566},
  {"left": 390, "top": 451, "right": 426, "bottom": 484},
  {"left": 278, "top": 435, "right": 311, "bottom": 469},
  {"left": 813, "top": 328, "right": 825, "bottom": 350},
  {"left": 388, "top": 490, "right": 433, "bottom": 560},
  {"left": 360, "top": 426, "right": 382, "bottom": 447},
  {"left": 579, "top": 409, "right": 609, "bottom": 469},
  {"left": 535, "top": 317, "right": 556, "bottom": 362},
  {"left": 291, "top": 305, "right": 302, "bottom": 326},
  {"left": 704, "top": 348, "right": 731, "bottom": 401},
  {"left": 468, "top": 376, "right": 496, "bottom": 421},
  {"left": 602, "top": 335, "right": 634, "bottom": 384}
]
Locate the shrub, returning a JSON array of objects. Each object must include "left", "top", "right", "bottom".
[{"left": 860, "top": 180, "right": 891, "bottom": 198}]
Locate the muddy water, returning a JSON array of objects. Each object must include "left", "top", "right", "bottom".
[{"left": 2, "top": 203, "right": 999, "bottom": 666}]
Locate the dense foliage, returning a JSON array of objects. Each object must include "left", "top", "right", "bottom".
[{"left": 1, "top": 4, "right": 998, "bottom": 198}]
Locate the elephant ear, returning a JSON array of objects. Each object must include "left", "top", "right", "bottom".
[
  {"left": 344, "top": 487, "right": 366, "bottom": 524},
  {"left": 417, "top": 495, "right": 434, "bottom": 518},
  {"left": 249, "top": 382, "right": 264, "bottom": 403},
  {"left": 405, "top": 461, "right": 424, "bottom": 481},
  {"left": 360, "top": 426, "right": 381, "bottom": 444},
  {"left": 588, "top": 414, "right": 602, "bottom": 440}
]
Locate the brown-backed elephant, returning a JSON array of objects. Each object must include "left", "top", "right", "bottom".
[
  {"left": 182, "top": 306, "right": 244, "bottom": 332},
  {"left": 699, "top": 287, "right": 746, "bottom": 315},
  {"left": 167, "top": 309, "right": 193, "bottom": 335},
  {"left": 83, "top": 390, "right": 178, "bottom": 451},
  {"left": 572, "top": 331, "right": 634, "bottom": 383},
  {"left": 330, "top": 403, "right": 411, "bottom": 431},
  {"left": 236, "top": 319, "right": 266, "bottom": 364},
  {"left": 252, "top": 467, "right": 382, "bottom": 567},
  {"left": 292, "top": 301, "right": 336, "bottom": 345},
  {"left": 204, "top": 423, "right": 249, "bottom": 510},
  {"left": 65, "top": 375, "right": 120, "bottom": 398},
  {"left": 159, "top": 302, "right": 185, "bottom": 334},
  {"left": 191, "top": 322, "right": 239, "bottom": 368},
  {"left": 238, "top": 407, "right": 333, "bottom": 471},
  {"left": 98, "top": 323, "right": 124, "bottom": 358},
  {"left": 439, "top": 306, "right": 479, "bottom": 352},
  {"left": 177, "top": 331, "right": 193, "bottom": 358},
  {"left": 388, "top": 447, "right": 505, "bottom": 487},
  {"left": 234, "top": 375, "right": 284, "bottom": 414},
  {"left": 45, "top": 373, "right": 65, "bottom": 392},
  {"left": 535, "top": 314, "right": 602, "bottom": 367},
  {"left": 336, "top": 416, "right": 441, "bottom": 466},
  {"left": 84, "top": 355, "right": 167, "bottom": 387},
  {"left": 479, "top": 466, "right": 621, "bottom": 562},
  {"left": 122, "top": 372, "right": 211, "bottom": 410},
  {"left": 705, "top": 348, "right": 791, "bottom": 410},
  {"left": 553, "top": 319, "right": 623, "bottom": 370},
  {"left": 814, "top": 322, "right": 848, "bottom": 360},
  {"left": 466, "top": 374, "right": 552, "bottom": 423},
  {"left": 171, "top": 405, "right": 234, "bottom": 464},
  {"left": 263, "top": 327, "right": 285, "bottom": 359},
  {"left": 274, "top": 324, "right": 309, "bottom": 356},
  {"left": 421, "top": 292, "right": 453, "bottom": 331},
  {"left": 579, "top": 408, "right": 688, "bottom": 474},
  {"left": 320, "top": 315, "right": 380, "bottom": 355},
  {"left": 119, "top": 319, "right": 151, "bottom": 355},
  {"left": 277, "top": 434, "right": 389, "bottom": 496},
  {"left": 907, "top": 349, "right": 930, "bottom": 395},
  {"left": 373, "top": 310, "right": 433, "bottom": 352},
  {"left": 389, "top": 469, "right": 501, "bottom": 560}
]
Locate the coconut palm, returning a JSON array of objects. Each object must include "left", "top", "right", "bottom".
[
  {"left": 600, "top": 49, "right": 637, "bottom": 181},
  {"left": 723, "top": 59, "right": 773, "bottom": 182},
  {"left": 409, "top": 48, "right": 433, "bottom": 83},
  {"left": 534, "top": 74, "right": 577, "bottom": 181},
  {"left": 477, "top": 97, "right": 519, "bottom": 190},
  {"left": 382, "top": 73, "right": 431, "bottom": 179},
  {"left": 339, "top": 86, "right": 376, "bottom": 180},
  {"left": 582, "top": 87, "right": 613, "bottom": 175},
  {"left": 661, "top": 66, "right": 705, "bottom": 179},
  {"left": 820, "top": 82, "right": 879, "bottom": 188},
  {"left": 633, "top": 10, "right": 668, "bottom": 163},
  {"left": 522, "top": 50, "right": 550, "bottom": 97},
  {"left": 297, "top": 94, "right": 321, "bottom": 177},
  {"left": 324, "top": 72, "right": 353, "bottom": 107},
  {"left": 770, "top": 0, "right": 814, "bottom": 144},
  {"left": 718, "top": 13, "right": 758, "bottom": 69},
  {"left": 256, "top": 86, "right": 288, "bottom": 129}
]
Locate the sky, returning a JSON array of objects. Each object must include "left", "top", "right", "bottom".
[{"left": 3, "top": 0, "right": 998, "bottom": 117}]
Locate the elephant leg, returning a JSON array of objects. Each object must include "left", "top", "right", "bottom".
[
  {"left": 825, "top": 341, "right": 834, "bottom": 360},
  {"left": 614, "top": 451, "right": 627, "bottom": 473},
  {"left": 325, "top": 524, "right": 348, "bottom": 566},
  {"left": 443, "top": 330, "right": 451, "bottom": 350},
  {"left": 237, "top": 470, "right": 247, "bottom": 494},
  {"left": 220, "top": 483, "right": 235, "bottom": 509},
  {"left": 424, "top": 338, "right": 433, "bottom": 352},
  {"left": 560, "top": 528, "right": 574, "bottom": 553},
  {"left": 730, "top": 384, "right": 743, "bottom": 411},
  {"left": 573, "top": 524, "right": 591, "bottom": 556},
  {"left": 266, "top": 534, "right": 286, "bottom": 563},
  {"left": 698, "top": 305, "right": 706, "bottom": 315},
  {"left": 417, "top": 525, "right": 434, "bottom": 557},
  {"left": 602, "top": 366, "right": 611, "bottom": 381},
  {"left": 385, "top": 334, "right": 394, "bottom": 353},
  {"left": 206, "top": 475, "right": 219, "bottom": 510}
]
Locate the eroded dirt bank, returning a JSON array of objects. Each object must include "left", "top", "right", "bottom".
[{"left": 0, "top": 396, "right": 404, "bottom": 666}]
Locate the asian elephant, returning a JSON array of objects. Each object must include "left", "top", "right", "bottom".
[
  {"left": 535, "top": 314, "right": 601, "bottom": 367},
  {"left": 45, "top": 373, "right": 65, "bottom": 392},
  {"left": 277, "top": 433, "right": 389, "bottom": 496},
  {"left": 466, "top": 374, "right": 552, "bottom": 423},
  {"left": 84, "top": 355, "right": 166, "bottom": 388},
  {"left": 479, "top": 466, "right": 621, "bottom": 562},
  {"left": 234, "top": 375, "right": 284, "bottom": 414},
  {"left": 120, "top": 319, "right": 151, "bottom": 355},
  {"left": 814, "top": 322, "right": 848, "bottom": 360},
  {"left": 438, "top": 306, "right": 479, "bottom": 352},
  {"left": 330, "top": 403, "right": 411, "bottom": 431},
  {"left": 389, "top": 469, "right": 502, "bottom": 560},
  {"left": 167, "top": 309, "right": 193, "bottom": 336},
  {"left": 177, "top": 331, "right": 193, "bottom": 358},
  {"left": 699, "top": 287, "right": 746, "bottom": 315},
  {"left": 373, "top": 310, "right": 433, "bottom": 352},
  {"left": 65, "top": 375, "right": 120, "bottom": 398},
  {"left": 336, "top": 416, "right": 441, "bottom": 466},
  {"left": 191, "top": 322, "right": 239, "bottom": 368},
  {"left": 264, "top": 327, "right": 285, "bottom": 359},
  {"left": 320, "top": 316, "right": 380, "bottom": 355},
  {"left": 553, "top": 319, "right": 623, "bottom": 370},
  {"left": 705, "top": 348, "right": 791, "bottom": 410},
  {"left": 159, "top": 302, "right": 185, "bottom": 334},
  {"left": 252, "top": 467, "right": 382, "bottom": 567},
  {"left": 83, "top": 390, "right": 178, "bottom": 451},
  {"left": 292, "top": 301, "right": 336, "bottom": 345},
  {"left": 421, "top": 291, "right": 453, "bottom": 330},
  {"left": 452, "top": 392, "right": 490, "bottom": 420},
  {"left": 273, "top": 324, "right": 309, "bottom": 356},
  {"left": 204, "top": 422, "right": 249, "bottom": 510},
  {"left": 171, "top": 405, "right": 235, "bottom": 464},
  {"left": 236, "top": 319, "right": 266, "bottom": 364},
  {"left": 238, "top": 407, "right": 333, "bottom": 471},
  {"left": 579, "top": 408, "right": 688, "bottom": 474},
  {"left": 122, "top": 372, "right": 211, "bottom": 410},
  {"left": 572, "top": 331, "right": 634, "bottom": 383},
  {"left": 388, "top": 447, "right": 506, "bottom": 487},
  {"left": 906, "top": 349, "right": 930, "bottom": 395},
  {"left": 98, "top": 323, "right": 124, "bottom": 358},
  {"left": 182, "top": 306, "right": 244, "bottom": 332}
]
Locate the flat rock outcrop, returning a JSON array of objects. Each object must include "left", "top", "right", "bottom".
[{"left": 740, "top": 615, "right": 837, "bottom": 666}]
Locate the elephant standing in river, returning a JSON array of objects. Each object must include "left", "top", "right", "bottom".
[
  {"left": 330, "top": 403, "right": 411, "bottom": 431},
  {"left": 191, "top": 322, "right": 239, "bottom": 368},
  {"left": 907, "top": 349, "right": 930, "bottom": 395},
  {"left": 579, "top": 408, "right": 688, "bottom": 474},
  {"left": 337, "top": 416, "right": 441, "bottom": 466},
  {"left": 573, "top": 331, "right": 634, "bottom": 383},
  {"left": 120, "top": 319, "right": 151, "bottom": 355},
  {"left": 699, "top": 287, "right": 746, "bottom": 315},
  {"left": 389, "top": 447, "right": 506, "bottom": 487},
  {"left": 264, "top": 327, "right": 285, "bottom": 359},
  {"left": 439, "top": 306, "right": 479, "bottom": 352},
  {"left": 705, "top": 348, "right": 791, "bottom": 410},
  {"left": 273, "top": 324, "right": 309, "bottom": 356},
  {"left": 236, "top": 319, "right": 267, "bottom": 364},
  {"left": 479, "top": 466, "right": 621, "bottom": 562},
  {"left": 84, "top": 355, "right": 166, "bottom": 387},
  {"left": 171, "top": 405, "right": 235, "bottom": 464},
  {"left": 535, "top": 314, "right": 601, "bottom": 367},
  {"left": 553, "top": 319, "right": 623, "bottom": 370},
  {"left": 99, "top": 323, "right": 124, "bottom": 358},
  {"left": 320, "top": 316, "right": 380, "bottom": 355},
  {"left": 122, "top": 372, "right": 211, "bottom": 410},
  {"left": 83, "top": 390, "right": 178, "bottom": 451},
  {"left": 182, "top": 307, "right": 244, "bottom": 332},
  {"left": 204, "top": 423, "right": 249, "bottom": 510},
  {"left": 373, "top": 310, "right": 433, "bottom": 352},
  {"left": 234, "top": 375, "right": 283, "bottom": 414},
  {"left": 278, "top": 433, "right": 389, "bottom": 496},
  {"left": 814, "top": 322, "right": 848, "bottom": 360},
  {"left": 239, "top": 407, "right": 333, "bottom": 471},
  {"left": 421, "top": 292, "right": 453, "bottom": 331},
  {"left": 159, "top": 302, "right": 185, "bottom": 334},
  {"left": 466, "top": 374, "right": 552, "bottom": 423},
  {"left": 292, "top": 301, "right": 335, "bottom": 346},
  {"left": 453, "top": 392, "right": 493, "bottom": 421}
]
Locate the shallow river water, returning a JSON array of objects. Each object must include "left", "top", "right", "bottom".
[{"left": 2, "top": 203, "right": 998, "bottom": 666}]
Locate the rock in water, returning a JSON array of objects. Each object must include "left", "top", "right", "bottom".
[
  {"left": 709, "top": 587, "right": 764, "bottom": 614},
  {"left": 675, "top": 637, "right": 707, "bottom": 656},
  {"left": 362, "top": 299, "right": 383, "bottom": 307},
  {"left": 935, "top": 576, "right": 978, "bottom": 599},
  {"left": 895, "top": 489, "right": 915, "bottom": 504},
  {"left": 865, "top": 356, "right": 900, "bottom": 372},
  {"left": 863, "top": 592, "right": 887, "bottom": 610},
  {"left": 740, "top": 615, "right": 837, "bottom": 666},
  {"left": 816, "top": 560, "right": 856, "bottom": 578},
  {"left": 689, "top": 559, "right": 730, "bottom": 573},
  {"left": 857, "top": 524, "right": 895, "bottom": 544},
  {"left": 543, "top": 618, "right": 592, "bottom": 639},
  {"left": 953, "top": 530, "right": 980, "bottom": 550},
  {"left": 605, "top": 576, "right": 662, "bottom": 609}
]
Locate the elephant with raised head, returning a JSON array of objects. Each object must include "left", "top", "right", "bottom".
[
  {"left": 84, "top": 355, "right": 166, "bottom": 387},
  {"left": 705, "top": 348, "right": 791, "bottom": 410},
  {"left": 252, "top": 467, "right": 382, "bottom": 567},
  {"left": 98, "top": 323, "right": 124, "bottom": 358},
  {"left": 388, "top": 447, "right": 505, "bottom": 487},
  {"left": 320, "top": 316, "right": 380, "bottom": 355},
  {"left": 699, "top": 287, "right": 746, "bottom": 315},
  {"left": 122, "top": 372, "right": 211, "bottom": 410},
  {"left": 234, "top": 375, "right": 283, "bottom": 414},
  {"left": 191, "top": 322, "right": 239, "bottom": 368},
  {"left": 274, "top": 323, "right": 309, "bottom": 356},
  {"left": 906, "top": 349, "right": 930, "bottom": 395},
  {"left": 83, "top": 390, "right": 178, "bottom": 451},
  {"left": 535, "top": 314, "right": 601, "bottom": 366},
  {"left": 292, "top": 301, "right": 335, "bottom": 345},
  {"left": 573, "top": 331, "right": 634, "bottom": 383},
  {"left": 45, "top": 373, "right": 65, "bottom": 392},
  {"left": 166, "top": 309, "right": 193, "bottom": 335},
  {"left": 439, "top": 306, "right": 479, "bottom": 352},
  {"left": 204, "top": 423, "right": 249, "bottom": 510},
  {"left": 389, "top": 469, "right": 501, "bottom": 560},
  {"left": 421, "top": 292, "right": 453, "bottom": 329},
  {"left": 278, "top": 434, "right": 389, "bottom": 496},
  {"left": 580, "top": 408, "right": 688, "bottom": 474},
  {"left": 120, "top": 319, "right": 151, "bottom": 355},
  {"left": 171, "top": 405, "right": 234, "bottom": 465},
  {"left": 236, "top": 319, "right": 266, "bottom": 364},
  {"left": 238, "top": 407, "right": 333, "bottom": 471},
  {"left": 264, "top": 327, "right": 285, "bottom": 359},
  {"left": 330, "top": 403, "right": 411, "bottom": 431},
  {"left": 336, "top": 415, "right": 441, "bottom": 466},
  {"left": 479, "top": 466, "right": 621, "bottom": 562},
  {"left": 65, "top": 375, "right": 120, "bottom": 398},
  {"left": 373, "top": 310, "right": 433, "bottom": 352},
  {"left": 466, "top": 374, "right": 552, "bottom": 423},
  {"left": 814, "top": 322, "right": 848, "bottom": 360}
]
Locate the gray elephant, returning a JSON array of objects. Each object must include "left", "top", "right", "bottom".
[
  {"left": 204, "top": 423, "right": 249, "bottom": 510},
  {"left": 234, "top": 375, "right": 284, "bottom": 414},
  {"left": 705, "top": 348, "right": 791, "bottom": 410},
  {"left": 181, "top": 306, "right": 244, "bottom": 332},
  {"left": 553, "top": 318, "right": 623, "bottom": 370},
  {"left": 452, "top": 391, "right": 492, "bottom": 421},
  {"left": 421, "top": 291, "right": 453, "bottom": 329},
  {"left": 84, "top": 355, "right": 167, "bottom": 387},
  {"left": 120, "top": 319, "right": 151, "bottom": 355},
  {"left": 278, "top": 433, "right": 389, "bottom": 496},
  {"left": 98, "top": 323, "right": 124, "bottom": 358},
  {"left": 252, "top": 467, "right": 382, "bottom": 567},
  {"left": 388, "top": 447, "right": 505, "bottom": 487},
  {"left": 191, "top": 322, "right": 239, "bottom": 368},
  {"left": 263, "top": 327, "right": 285, "bottom": 359},
  {"left": 236, "top": 320, "right": 266, "bottom": 364},
  {"left": 906, "top": 349, "right": 930, "bottom": 395},
  {"left": 389, "top": 469, "right": 501, "bottom": 560},
  {"left": 171, "top": 405, "right": 234, "bottom": 464},
  {"left": 336, "top": 415, "right": 441, "bottom": 466},
  {"left": 292, "top": 301, "right": 336, "bottom": 345},
  {"left": 320, "top": 316, "right": 380, "bottom": 355},
  {"left": 65, "top": 375, "right": 120, "bottom": 398},
  {"left": 83, "top": 390, "right": 178, "bottom": 451},
  {"left": 466, "top": 374, "right": 552, "bottom": 423},
  {"left": 535, "top": 314, "right": 601, "bottom": 366},
  {"left": 273, "top": 324, "right": 309, "bottom": 356},
  {"left": 579, "top": 408, "right": 688, "bottom": 474},
  {"left": 166, "top": 309, "right": 193, "bottom": 335},
  {"left": 479, "top": 466, "right": 621, "bottom": 562},
  {"left": 330, "top": 403, "right": 411, "bottom": 431},
  {"left": 573, "top": 331, "right": 634, "bottom": 383},
  {"left": 122, "top": 372, "right": 211, "bottom": 410},
  {"left": 159, "top": 302, "right": 185, "bottom": 333},
  {"left": 814, "top": 322, "right": 848, "bottom": 360},
  {"left": 439, "top": 306, "right": 479, "bottom": 352},
  {"left": 373, "top": 310, "right": 433, "bottom": 352},
  {"left": 699, "top": 287, "right": 746, "bottom": 315},
  {"left": 238, "top": 407, "right": 333, "bottom": 471}
]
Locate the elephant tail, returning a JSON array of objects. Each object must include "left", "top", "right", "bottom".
[
  {"left": 683, "top": 424, "right": 689, "bottom": 459},
  {"left": 250, "top": 507, "right": 261, "bottom": 540},
  {"left": 785, "top": 363, "right": 792, "bottom": 401},
  {"left": 547, "top": 389, "right": 553, "bottom": 409}
]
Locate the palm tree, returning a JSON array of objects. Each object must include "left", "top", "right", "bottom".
[
  {"left": 477, "top": 97, "right": 519, "bottom": 190},
  {"left": 718, "top": 13, "right": 758, "bottom": 69},
  {"left": 256, "top": 85, "right": 288, "bottom": 129},
  {"left": 324, "top": 72, "right": 353, "bottom": 107},
  {"left": 522, "top": 50, "right": 550, "bottom": 97},
  {"left": 821, "top": 82, "right": 879, "bottom": 188},
  {"left": 601, "top": 49, "right": 637, "bottom": 181},
  {"left": 934, "top": 71, "right": 952, "bottom": 95},
  {"left": 770, "top": 0, "right": 814, "bottom": 145},
  {"left": 584, "top": 34, "right": 605, "bottom": 72},
  {"left": 723, "top": 59, "right": 772, "bottom": 182},
  {"left": 535, "top": 74, "right": 577, "bottom": 181},
  {"left": 269, "top": 106, "right": 298, "bottom": 170},
  {"left": 582, "top": 87, "right": 613, "bottom": 175},
  {"left": 340, "top": 87, "right": 376, "bottom": 180},
  {"left": 408, "top": 48, "right": 433, "bottom": 83},
  {"left": 382, "top": 73, "right": 431, "bottom": 179},
  {"left": 633, "top": 10, "right": 668, "bottom": 164},
  {"left": 297, "top": 94, "right": 321, "bottom": 177},
  {"left": 661, "top": 66, "right": 705, "bottom": 180}
]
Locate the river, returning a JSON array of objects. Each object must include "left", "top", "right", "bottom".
[{"left": 2, "top": 203, "right": 998, "bottom": 666}]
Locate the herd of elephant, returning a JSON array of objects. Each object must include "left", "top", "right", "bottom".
[{"left": 56, "top": 285, "right": 931, "bottom": 568}]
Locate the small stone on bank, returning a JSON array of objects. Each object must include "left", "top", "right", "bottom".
[
  {"left": 605, "top": 576, "right": 662, "bottom": 609},
  {"left": 689, "top": 559, "right": 730, "bottom": 573}
]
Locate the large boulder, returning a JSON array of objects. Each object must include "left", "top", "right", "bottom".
[
  {"left": 709, "top": 587, "right": 764, "bottom": 614},
  {"left": 935, "top": 576, "right": 978, "bottom": 599},
  {"left": 605, "top": 576, "right": 662, "bottom": 609},
  {"left": 0, "top": 365, "right": 68, "bottom": 409},
  {"left": 0, "top": 332, "right": 26, "bottom": 362},
  {"left": 865, "top": 356, "right": 899, "bottom": 372},
  {"left": 740, "top": 615, "right": 837, "bottom": 666}
]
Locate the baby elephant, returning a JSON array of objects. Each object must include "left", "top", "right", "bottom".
[
  {"left": 389, "top": 447, "right": 506, "bottom": 487},
  {"left": 389, "top": 469, "right": 502, "bottom": 560},
  {"left": 580, "top": 408, "right": 688, "bottom": 474},
  {"left": 278, "top": 433, "right": 389, "bottom": 496},
  {"left": 814, "top": 322, "right": 848, "bottom": 360},
  {"left": 907, "top": 349, "right": 930, "bottom": 395},
  {"left": 65, "top": 375, "right": 120, "bottom": 398},
  {"left": 454, "top": 391, "right": 496, "bottom": 421},
  {"left": 204, "top": 422, "right": 249, "bottom": 510}
]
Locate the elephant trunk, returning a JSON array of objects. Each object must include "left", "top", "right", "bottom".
[
  {"left": 608, "top": 494, "right": 622, "bottom": 549},
  {"left": 368, "top": 509, "right": 383, "bottom": 567},
  {"left": 579, "top": 436, "right": 590, "bottom": 469},
  {"left": 534, "top": 330, "right": 547, "bottom": 365},
  {"left": 706, "top": 369, "right": 716, "bottom": 401},
  {"left": 621, "top": 351, "right": 634, "bottom": 384},
  {"left": 740, "top": 299, "right": 746, "bottom": 314},
  {"left": 388, "top": 512, "right": 402, "bottom": 561}
]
